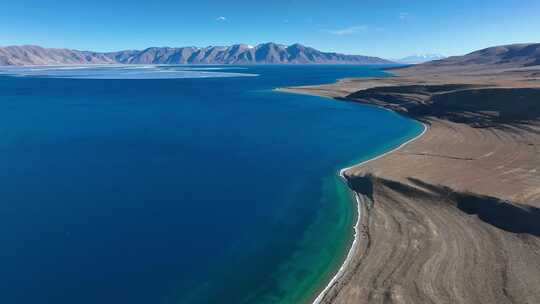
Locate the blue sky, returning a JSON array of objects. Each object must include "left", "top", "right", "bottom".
[{"left": 1, "top": 0, "right": 539, "bottom": 58}]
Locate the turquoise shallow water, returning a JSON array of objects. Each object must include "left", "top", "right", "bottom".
[{"left": 0, "top": 65, "right": 422, "bottom": 304}]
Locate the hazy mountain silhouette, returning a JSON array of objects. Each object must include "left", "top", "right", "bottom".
[{"left": 395, "top": 54, "right": 446, "bottom": 64}]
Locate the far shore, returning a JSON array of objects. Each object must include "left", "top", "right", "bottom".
[{"left": 281, "top": 64, "right": 540, "bottom": 304}]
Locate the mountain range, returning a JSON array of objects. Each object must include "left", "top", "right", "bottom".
[{"left": 0, "top": 43, "right": 394, "bottom": 66}]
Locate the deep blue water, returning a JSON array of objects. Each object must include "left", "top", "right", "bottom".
[{"left": 0, "top": 65, "right": 422, "bottom": 304}]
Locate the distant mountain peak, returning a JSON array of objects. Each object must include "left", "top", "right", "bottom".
[
  {"left": 289, "top": 43, "right": 306, "bottom": 48},
  {"left": 395, "top": 53, "right": 446, "bottom": 64},
  {"left": 0, "top": 43, "right": 395, "bottom": 66}
]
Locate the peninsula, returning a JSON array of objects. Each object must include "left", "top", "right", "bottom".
[{"left": 282, "top": 43, "right": 540, "bottom": 304}]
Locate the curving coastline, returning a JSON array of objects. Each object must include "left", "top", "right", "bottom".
[
  {"left": 283, "top": 64, "right": 540, "bottom": 304},
  {"left": 312, "top": 122, "right": 427, "bottom": 304}
]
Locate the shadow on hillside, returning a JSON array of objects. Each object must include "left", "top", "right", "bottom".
[
  {"left": 346, "top": 86, "right": 540, "bottom": 132},
  {"left": 346, "top": 174, "right": 540, "bottom": 236},
  {"left": 410, "top": 177, "right": 540, "bottom": 236}
]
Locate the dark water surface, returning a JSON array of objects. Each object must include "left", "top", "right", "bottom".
[{"left": 0, "top": 65, "right": 422, "bottom": 304}]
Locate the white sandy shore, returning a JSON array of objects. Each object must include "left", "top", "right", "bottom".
[{"left": 312, "top": 122, "right": 428, "bottom": 304}]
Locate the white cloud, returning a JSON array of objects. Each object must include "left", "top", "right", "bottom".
[
  {"left": 216, "top": 16, "right": 227, "bottom": 22},
  {"left": 322, "top": 25, "right": 368, "bottom": 35},
  {"left": 399, "top": 12, "right": 409, "bottom": 20}
]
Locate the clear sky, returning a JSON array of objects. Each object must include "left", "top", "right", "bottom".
[{"left": 1, "top": 0, "right": 539, "bottom": 58}]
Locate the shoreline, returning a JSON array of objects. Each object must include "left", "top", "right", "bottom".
[
  {"left": 286, "top": 65, "right": 540, "bottom": 303},
  {"left": 311, "top": 120, "right": 427, "bottom": 304},
  {"left": 278, "top": 77, "right": 429, "bottom": 304},
  {"left": 284, "top": 64, "right": 540, "bottom": 303},
  {"left": 275, "top": 83, "right": 427, "bottom": 304}
]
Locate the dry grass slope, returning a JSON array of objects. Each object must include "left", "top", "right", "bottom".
[{"left": 282, "top": 54, "right": 540, "bottom": 303}]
